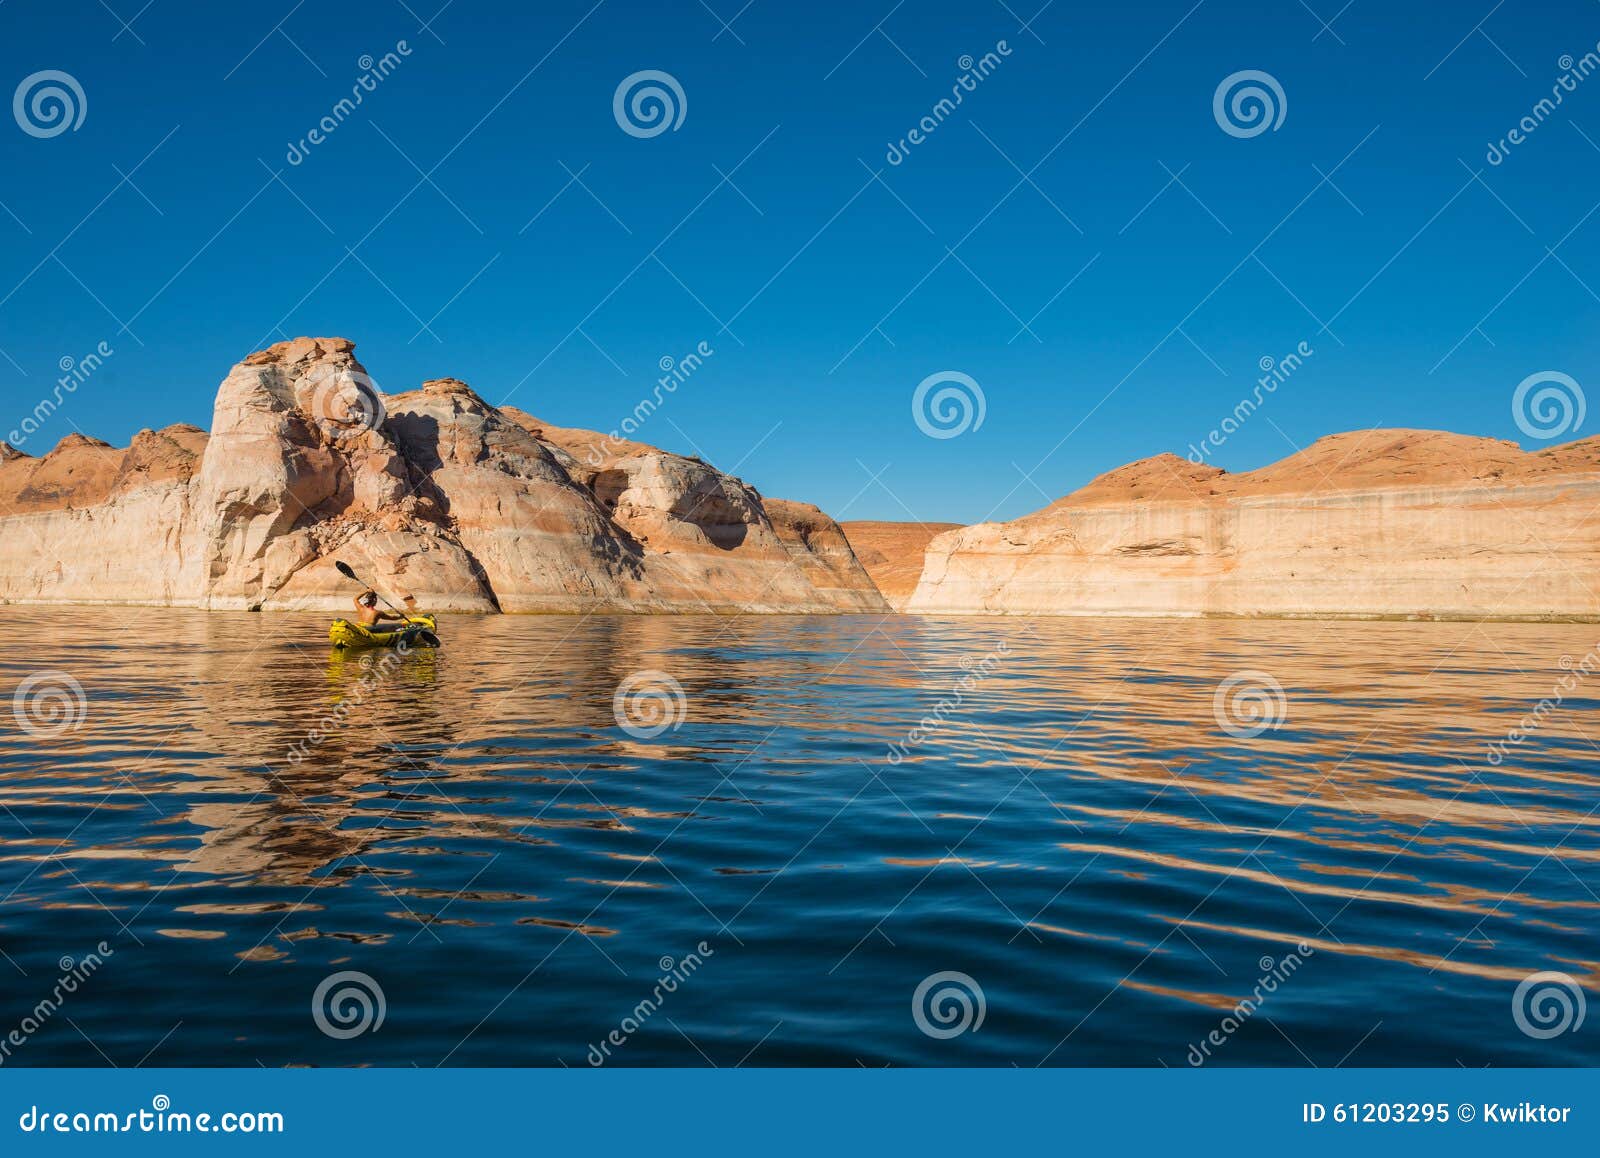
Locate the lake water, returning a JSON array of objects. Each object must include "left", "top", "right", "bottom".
[{"left": 0, "top": 608, "right": 1595, "bottom": 1067}]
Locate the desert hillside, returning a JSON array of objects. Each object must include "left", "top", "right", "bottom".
[{"left": 905, "top": 430, "right": 1600, "bottom": 621}]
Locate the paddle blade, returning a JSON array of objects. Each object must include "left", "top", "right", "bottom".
[{"left": 335, "top": 560, "right": 358, "bottom": 580}]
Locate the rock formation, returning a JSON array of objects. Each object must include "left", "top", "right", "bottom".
[
  {"left": 0, "top": 338, "right": 887, "bottom": 614},
  {"left": 839, "top": 521, "right": 963, "bottom": 610},
  {"left": 905, "top": 430, "right": 1600, "bottom": 620},
  {"left": 8, "top": 349, "right": 1594, "bottom": 622}
]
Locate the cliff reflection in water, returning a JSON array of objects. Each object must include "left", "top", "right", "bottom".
[{"left": 0, "top": 607, "right": 1595, "bottom": 1066}]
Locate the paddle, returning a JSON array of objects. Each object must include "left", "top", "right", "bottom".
[{"left": 334, "top": 560, "right": 440, "bottom": 647}]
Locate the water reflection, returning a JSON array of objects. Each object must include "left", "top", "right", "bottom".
[{"left": 0, "top": 607, "right": 1595, "bottom": 1066}]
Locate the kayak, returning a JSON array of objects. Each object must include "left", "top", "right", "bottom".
[{"left": 328, "top": 614, "right": 438, "bottom": 650}]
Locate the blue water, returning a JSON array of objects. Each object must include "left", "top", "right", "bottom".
[{"left": 0, "top": 609, "right": 1595, "bottom": 1067}]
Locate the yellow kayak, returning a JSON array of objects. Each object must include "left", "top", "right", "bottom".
[{"left": 328, "top": 614, "right": 438, "bottom": 650}]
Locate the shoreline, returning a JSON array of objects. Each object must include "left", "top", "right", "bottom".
[{"left": 2, "top": 599, "right": 1594, "bottom": 625}]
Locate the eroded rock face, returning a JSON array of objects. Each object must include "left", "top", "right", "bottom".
[
  {"left": 502, "top": 408, "right": 888, "bottom": 613},
  {"left": 0, "top": 338, "right": 887, "bottom": 614},
  {"left": 906, "top": 431, "right": 1600, "bottom": 620},
  {"left": 0, "top": 426, "right": 210, "bottom": 606},
  {"left": 187, "top": 338, "right": 496, "bottom": 611},
  {"left": 384, "top": 379, "right": 637, "bottom": 613},
  {"left": 840, "top": 521, "right": 964, "bottom": 611}
]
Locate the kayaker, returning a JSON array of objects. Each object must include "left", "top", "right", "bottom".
[{"left": 352, "top": 590, "right": 402, "bottom": 629}]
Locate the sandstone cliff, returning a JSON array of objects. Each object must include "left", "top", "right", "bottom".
[
  {"left": 906, "top": 431, "right": 1600, "bottom": 621},
  {"left": 0, "top": 338, "right": 887, "bottom": 614},
  {"left": 839, "top": 521, "right": 963, "bottom": 610}
]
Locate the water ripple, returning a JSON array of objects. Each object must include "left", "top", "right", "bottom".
[{"left": 0, "top": 609, "right": 1595, "bottom": 1066}]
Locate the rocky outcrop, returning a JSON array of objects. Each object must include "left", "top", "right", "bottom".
[
  {"left": 500, "top": 409, "right": 886, "bottom": 613},
  {"left": 767, "top": 501, "right": 897, "bottom": 613},
  {"left": 0, "top": 426, "right": 207, "bottom": 605},
  {"left": 906, "top": 430, "right": 1600, "bottom": 620},
  {"left": 0, "top": 338, "right": 887, "bottom": 614},
  {"left": 840, "top": 521, "right": 964, "bottom": 610}
]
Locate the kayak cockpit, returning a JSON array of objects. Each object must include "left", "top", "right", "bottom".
[{"left": 329, "top": 614, "right": 439, "bottom": 650}]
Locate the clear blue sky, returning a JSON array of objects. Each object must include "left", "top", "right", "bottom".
[{"left": 1, "top": 0, "right": 1596, "bottom": 522}]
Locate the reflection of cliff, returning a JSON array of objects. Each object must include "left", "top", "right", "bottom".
[
  {"left": 162, "top": 610, "right": 802, "bottom": 886},
  {"left": 903, "top": 431, "right": 1600, "bottom": 620},
  {"left": 166, "top": 629, "right": 458, "bottom": 884},
  {"left": 0, "top": 338, "right": 887, "bottom": 615},
  {"left": 4, "top": 606, "right": 1597, "bottom": 1005}
]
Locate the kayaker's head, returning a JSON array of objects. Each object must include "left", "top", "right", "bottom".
[{"left": 358, "top": 590, "right": 378, "bottom": 608}]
